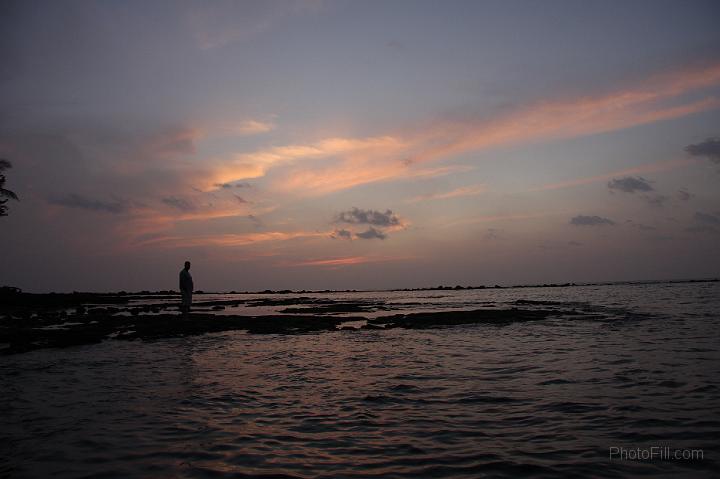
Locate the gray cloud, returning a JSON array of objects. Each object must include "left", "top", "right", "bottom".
[
  {"left": 355, "top": 227, "right": 387, "bottom": 240},
  {"left": 607, "top": 176, "right": 674, "bottom": 207},
  {"left": 645, "top": 194, "right": 669, "bottom": 207},
  {"left": 215, "top": 182, "right": 252, "bottom": 189},
  {"left": 330, "top": 226, "right": 388, "bottom": 240},
  {"left": 483, "top": 228, "right": 501, "bottom": 240},
  {"left": 625, "top": 219, "right": 656, "bottom": 231},
  {"left": 608, "top": 176, "right": 654, "bottom": 193},
  {"left": 685, "top": 137, "right": 720, "bottom": 164},
  {"left": 247, "top": 214, "right": 263, "bottom": 228},
  {"left": 570, "top": 215, "right": 615, "bottom": 226},
  {"left": 161, "top": 196, "right": 196, "bottom": 211},
  {"left": 685, "top": 225, "right": 717, "bottom": 234},
  {"left": 677, "top": 189, "right": 693, "bottom": 201},
  {"left": 695, "top": 212, "right": 720, "bottom": 225},
  {"left": 635, "top": 223, "right": 657, "bottom": 231},
  {"left": 233, "top": 195, "right": 248, "bottom": 204},
  {"left": 684, "top": 212, "right": 720, "bottom": 234},
  {"left": 537, "top": 239, "right": 583, "bottom": 250},
  {"left": 48, "top": 194, "right": 127, "bottom": 214},
  {"left": 648, "top": 235, "right": 675, "bottom": 242},
  {"left": 336, "top": 207, "right": 400, "bottom": 226},
  {"left": 330, "top": 229, "right": 353, "bottom": 240}
]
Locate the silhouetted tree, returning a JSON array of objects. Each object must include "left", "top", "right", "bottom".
[{"left": 0, "top": 159, "right": 19, "bottom": 217}]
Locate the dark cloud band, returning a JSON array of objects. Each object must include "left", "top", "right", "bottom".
[{"left": 570, "top": 215, "right": 615, "bottom": 226}]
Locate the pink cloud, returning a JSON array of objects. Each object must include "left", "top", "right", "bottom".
[
  {"left": 286, "top": 255, "right": 413, "bottom": 268},
  {"left": 208, "top": 62, "right": 720, "bottom": 195}
]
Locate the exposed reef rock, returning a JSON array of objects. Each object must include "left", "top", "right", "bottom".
[
  {"left": 0, "top": 312, "right": 360, "bottom": 355},
  {"left": 0, "top": 289, "right": 637, "bottom": 355},
  {"left": 368, "top": 308, "right": 556, "bottom": 328}
]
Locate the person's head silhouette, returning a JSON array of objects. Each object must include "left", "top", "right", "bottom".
[{"left": 184, "top": 261, "right": 191, "bottom": 270}]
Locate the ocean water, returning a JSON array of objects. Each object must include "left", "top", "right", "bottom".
[{"left": 2, "top": 282, "right": 719, "bottom": 478}]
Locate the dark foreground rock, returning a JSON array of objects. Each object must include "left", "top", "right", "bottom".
[
  {"left": 0, "top": 306, "right": 591, "bottom": 355},
  {"left": 279, "top": 303, "right": 379, "bottom": 314},
  {"left": 0, "top": 312, "right": 359, "bottom": 355},
  {"left": 368, "top": 308, "right": 557, "bottom": 329}
]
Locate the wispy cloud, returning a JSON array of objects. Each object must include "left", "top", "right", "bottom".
[
  {"left": 143, "top": 127, "right": 199, "bottom": 158},
  {"left": 134, "top": 230, "right": 327, "bottom": 248},
  {"left": 441, "top": 212, "right": 556, "bottom": 229},
  {"left": 209, "top": 63, "right": 720, "bottom": 195},
  {"left": 287, "top": 255, "right": 411, "bottom": 268},
  {"left": 570, "top": 215, "right": 615, "bottom": 226},
  {"left": 161, "top": 196, "right": 196, "bottom": 211},
  {"left": 207, "top": 136, "right": 407, "bottom": 190},
  {"left": 48, "top": 194, "right": 129, "bottom": 214},
  {"left": 407, "top": 185, "right": 485, "bottom": 203},
  {"left": 230, "top": 120, "right": 275, "bottom": 136},
  {"left": 645, "top": 194, "right": 669, "bottom": 208},
  {"left": 388, "top": 63, "right": 720, "bottom": 167},
  {"left": 530, "top": 158, "right": 695, "bottom": 192},
  {"left": 677, "top": 189, "right": 693, "bottom": 201},
  {"left": 214, "top": 182, "right": 253, "bottom": 189},
  {"left": 188, "top": 1, "right": 323, "bottom": 50}
]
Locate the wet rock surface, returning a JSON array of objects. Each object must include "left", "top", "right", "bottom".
[
  {"left": 368, "top": 308, "right": 558, "bottom": 328},
  {"left": 279, "top": 303, "right": 380, "bottom": 314},
  {"left": 0, "top": 291, "right": 626, "bottom": 355}
]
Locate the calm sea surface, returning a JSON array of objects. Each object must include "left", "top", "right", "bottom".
[{"left": 2, "top": 282, "right": 719, "bottom": 478}]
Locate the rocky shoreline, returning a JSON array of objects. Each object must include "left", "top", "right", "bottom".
[{"left": 0, "top": 291, "right": 617, "bottom": 355}]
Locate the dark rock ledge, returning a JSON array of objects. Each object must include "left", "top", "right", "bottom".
[{"left": 0, "top": 308, "right": 567, "bottom": 355}]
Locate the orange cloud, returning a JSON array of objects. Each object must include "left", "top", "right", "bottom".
[
  {"left": 274, "top": 157, "right": 478, "bottom": 196},
  {"left": 206, "top": 136, "right": 407, "bottom": 190},
  {"left": 211, "top": 62, "right": 720, "bottom": 195},
  {"left": 115, "top": 199, "right": 279, "bottom": 250},
  {"left": 232, "top": 119, "right": 275, "bottom": 135},
  {"left": 287, "top": 255, "right": 412, "bottom": 267},
  {"left": 406, "top": 66, "right": 720, "bottom": 165},
  {"left": 133, "top": 230, "right": 327, "bottom": 248},
  {"left": 201, "top": 119, "right": 276, "bottom": 138}
]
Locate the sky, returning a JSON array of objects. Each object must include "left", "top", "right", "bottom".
[{"left": 1, "top": 0, "right": 720, "bottom": 292}]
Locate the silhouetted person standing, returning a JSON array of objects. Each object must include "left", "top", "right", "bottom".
[{"left": 179, "top": 261, "right": 194, "bottom": 312}]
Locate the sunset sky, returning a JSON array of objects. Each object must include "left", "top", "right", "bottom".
[{"left": 1, "top": 0, "right": 719, "bottom": 292}]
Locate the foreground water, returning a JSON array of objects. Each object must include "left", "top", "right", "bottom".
[{"left": 2, "top": 282, "right": 719, "bottom": 478}]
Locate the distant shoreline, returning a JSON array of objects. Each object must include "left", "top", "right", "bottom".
[{"left": 2, "top": 277, "right": 717, "bottom": 297}]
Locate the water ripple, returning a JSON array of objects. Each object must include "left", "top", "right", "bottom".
[{"left": 2, "top": 282, "right": 720, "bottom": 477}]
